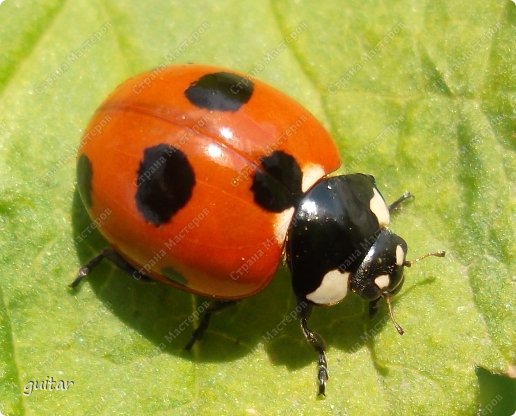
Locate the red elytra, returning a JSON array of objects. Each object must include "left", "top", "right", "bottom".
[{"left": 77, "top": 64, "right": 340, "bottom": 299}]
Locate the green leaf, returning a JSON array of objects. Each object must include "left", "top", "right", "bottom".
[{"left": 1, "top": 0, "right": 514, "bottom": 415}]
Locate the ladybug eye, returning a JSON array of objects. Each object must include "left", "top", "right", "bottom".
[
  {"left": 388, "top": 274, "right": 405, "bottom": 296},
  {"left": 374, "top": 270, "right": 404, "bottom": 295}
]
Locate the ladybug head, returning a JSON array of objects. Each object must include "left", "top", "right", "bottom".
[
  {"left": 351, "top": 230, "right": 407, "bottom": 302},
  {"left": 351, "top": 229, "right": 445, "bottom": 334}
]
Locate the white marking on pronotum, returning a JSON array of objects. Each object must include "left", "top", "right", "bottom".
[
  {"left": 306, "top": 270, "right": 350, "bottom": 305},
  {"left": 301, "top": 163, "right": 325, "bottom": 193},
  {"left": 396, "top": 244, "right": 405, "bottom": 266},
  {"left": 370, "top": 188, "right": 390, "bottom": 227},
  {"left": 273, "top": 207, "right": 295, "bottom": 245},
  {"left": 374, "top": 274, "right": 390, "bottom": 289}
]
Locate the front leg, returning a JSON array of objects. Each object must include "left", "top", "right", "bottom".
[
  {"left": 388, "top": 192, "right": 413, "bottom": 213},
  {"left": 297, "top": 298, "right": 328, "bottom": 396}
]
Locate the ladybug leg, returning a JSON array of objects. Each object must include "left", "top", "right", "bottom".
[
  {"left": 388, "top": 191, "right": 413, "bottom": 213},
  {"left": 70, "top": 248, "right": 153, "bottom": 288},
  {"left": 185, "top": 300, "right": 237, "bottom": 350},
  {"left": 369, "top": 298, "right": 380, "bottom": 318},
  {"left": 297, "top": 299, "right": 328, "bottom": 396}
]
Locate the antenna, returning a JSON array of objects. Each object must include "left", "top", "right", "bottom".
[
  {"left": 404, "top": 250, "right": 445, "bottom": 267},
  {"left": 385, "top": 249, "right": 445, "bottom": 335},
  {"left": 385, "top": 295, "right": 404, "bottom": 335}
]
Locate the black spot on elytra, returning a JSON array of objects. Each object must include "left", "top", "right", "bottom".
[
  {"left": 251, "top": 151, "right": 303, "bottom": 212},
  {"left": 77, "top": 154, "right": 93, "bottom": 209},
  {"left": 184, "top": 72, "right": 253, "bottom": 111},
  {"left": 135, "top": 144, "right": 195, "bottom": 226}
]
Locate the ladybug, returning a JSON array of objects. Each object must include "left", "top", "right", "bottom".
[{"left": 72, "top": 64, "right": 444, "bottom": 395}]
